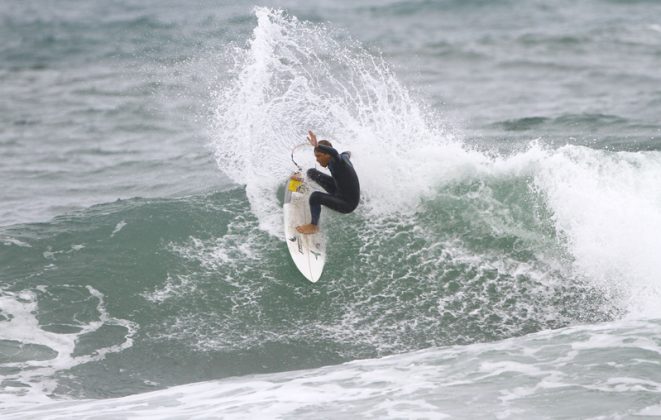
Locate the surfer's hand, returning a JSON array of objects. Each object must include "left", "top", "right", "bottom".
[
  {"left": 307, "top": 130, "right": 318, "bottom": 147},
  {"left": 290, "top": 173, "right": 303, "bottom": 181}
]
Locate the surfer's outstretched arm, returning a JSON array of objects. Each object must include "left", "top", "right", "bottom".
[{"left": 307, "top": 168, "right": 336, "bottom": 194}]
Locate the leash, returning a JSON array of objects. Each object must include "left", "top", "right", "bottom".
[{"left": 290, "top": 142, "right": 310, "bottom": 172}]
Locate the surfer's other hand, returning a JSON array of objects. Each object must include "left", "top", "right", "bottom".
[{"left": 307, "top": 130, "right": 318, "bottom": 147}]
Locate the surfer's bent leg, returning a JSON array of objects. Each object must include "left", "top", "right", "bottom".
[
  {"left": 309, "top": 192, "right": 355, "bottom": 225},
  {"left": 307, "top": 168, "right": 336, "bottom": 194}
]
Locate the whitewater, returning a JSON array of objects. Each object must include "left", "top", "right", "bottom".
[{"left": 2, "top": 2, "right": 661, "bottom": 418}]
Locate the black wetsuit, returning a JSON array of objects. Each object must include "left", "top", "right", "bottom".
[{"left": 307, "top": 144, "right": 360, "bottom": 225}]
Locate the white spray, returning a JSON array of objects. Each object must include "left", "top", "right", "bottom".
[
  {"left": 210, "top": 8, "right": 661, "bottom": 318},
  {"left": 211, "top": 8, "right": 478, "bottom": 234}
]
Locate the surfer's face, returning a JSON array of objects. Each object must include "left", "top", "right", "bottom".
[{"left": 315, "top": 151, "right": 331, "bottom": 167}]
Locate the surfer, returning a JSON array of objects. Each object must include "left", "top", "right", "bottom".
[{"left": 295, "top": 131, "right": 360, "bottom": 234}]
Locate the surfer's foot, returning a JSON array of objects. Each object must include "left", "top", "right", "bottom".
[{"left": 296, "top": 224, "right": 319, "bottom": 234}]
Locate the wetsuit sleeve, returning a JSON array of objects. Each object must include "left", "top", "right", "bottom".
[
  {"left": 307, "top": 168, "right": 336, "bottom": 194},
  {"left": 314, "top": 144, "right": 339, "bottom": 158},
  {"left": 340, "top": 151, "right": 353, "bottom": 164}
]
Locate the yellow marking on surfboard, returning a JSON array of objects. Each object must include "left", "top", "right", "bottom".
[{"left": 288, "top": 178, "right": 303, "bottom": 192}]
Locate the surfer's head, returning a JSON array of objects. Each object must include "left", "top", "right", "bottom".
[{"left": 314, "top": 140, "right": 333, "bottom": 167}]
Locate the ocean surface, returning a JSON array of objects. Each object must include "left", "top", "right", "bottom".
[{"left": 2, "top": 0, "right": 661, "bottom": 418}]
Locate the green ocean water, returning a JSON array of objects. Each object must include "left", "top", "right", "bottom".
[
  {"left": 0, "top": 174, "right": 634, "bottom": 398},
  {"left": 2, "top": 0, "right": 661, "bottom": 415}
]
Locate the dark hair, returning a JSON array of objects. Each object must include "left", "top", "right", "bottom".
[{"left": 314, "top": 139, "right": 333, "bottom": 155}]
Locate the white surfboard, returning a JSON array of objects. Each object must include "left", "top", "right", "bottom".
[{"left": 283, "top": 176, "right": 326, "bottom": 282}]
